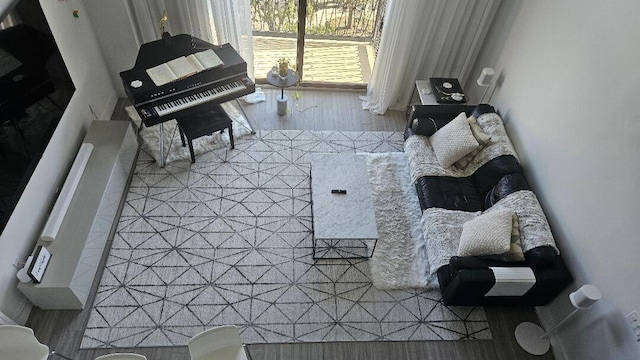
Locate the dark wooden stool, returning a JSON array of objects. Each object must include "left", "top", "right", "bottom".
[{"left": 175, "top": 105, "right": 234, "bottom": 163}]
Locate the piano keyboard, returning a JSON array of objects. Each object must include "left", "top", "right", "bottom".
[{"left": 153, "top": 79, "right": 247, "bottom": 117}]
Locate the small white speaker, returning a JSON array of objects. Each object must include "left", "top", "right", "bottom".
[{"left": 476, "top": 67, "right": 496, "bottom": 87}]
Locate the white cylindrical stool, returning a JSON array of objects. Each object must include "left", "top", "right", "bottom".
[{"left": 277, "top": 95, "right": 288, "bottom": 116}]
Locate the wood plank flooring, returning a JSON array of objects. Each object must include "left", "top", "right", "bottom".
[{"left": 26, "top": 88, "right": 554, "bottom": 360}]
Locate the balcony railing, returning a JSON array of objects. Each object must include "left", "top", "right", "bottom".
[{"left": 251, "top": 0, "right": 385, "bottom": 40}]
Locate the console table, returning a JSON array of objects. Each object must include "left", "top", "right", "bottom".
[
  {"left": 310, "top": 154, "right": 378, "bottom": 259},
  {"left": 414, "top": 80, "right": 439, "bottom": 105},
  {"left": 413, "top": 79, "right": 467, "bottom": 105},
  {"left": 18, "top": 120, "right": 137, "bottom": 309}
]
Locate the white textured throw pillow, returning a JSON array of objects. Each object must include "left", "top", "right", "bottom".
[
  {"left": 429, "top": 112, "right": 479, "bottom": 168},
  {"left": 458, "top": 209, "right": 514, "bottom": 256}
]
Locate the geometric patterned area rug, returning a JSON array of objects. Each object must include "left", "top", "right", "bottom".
[{"left": 80, "top": 130, "right": 491, "bottom": 348}]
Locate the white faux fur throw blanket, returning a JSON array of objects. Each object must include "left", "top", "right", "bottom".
[{"left": 364, "top": 152, "right": 438, "bottom": 289}]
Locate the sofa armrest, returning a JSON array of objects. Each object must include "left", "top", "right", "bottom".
[
  {"left": 471, "top": 104, "right": 496, "bottom": 117},
  {"left": 524, "top": 245, "right": 558, "bottom": 269},
  {"left": 408, "top": 104, "right": 495, "bottom": 121},
  {"left": 437, "top": 255, "right": 573, "bottom": 306},
  {"left": 449, "top": 256, "right": 527, "bottom": 272},
  {"left": 406, "top": 104, "right": 496, "bottom": 137},
  {"left": 439, "top": 268, "right": 496, "bottom": 305},
  {"left": 408, "top": 105, "right": 478, "bottom": 121},
  {"left": 448, "top": 246, "right": 559, "bottom": 273}
]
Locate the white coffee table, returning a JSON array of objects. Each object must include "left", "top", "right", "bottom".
[{"left": 310, "top": 154, "right": 378, "bottom": 259}]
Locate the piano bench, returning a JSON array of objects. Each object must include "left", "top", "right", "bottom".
[{"left": 175, "top": 105, "right": 234, "bottom": 163}]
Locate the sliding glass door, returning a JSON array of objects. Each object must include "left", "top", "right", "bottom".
[{"left": 251, "top": 0, "right": 386, "bottom": 87}]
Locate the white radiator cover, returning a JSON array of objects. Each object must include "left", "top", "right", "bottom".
[
  {"left": 18, "top": 120, "right": 137, "bottom": 309},
  {"left": 40, "top": 143, "right": 94, "bottom": 242}
]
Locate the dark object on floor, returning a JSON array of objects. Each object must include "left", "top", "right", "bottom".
[{"left": 176, "top": 105, "right": 234, "bottom": 163}]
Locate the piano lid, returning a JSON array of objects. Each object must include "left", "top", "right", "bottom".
[{"left": 120, "top": 33, "right": 247, "bottom": 102}]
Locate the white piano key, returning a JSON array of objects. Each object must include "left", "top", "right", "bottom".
[{"left": 153, "top": 80, "right": 246, "bottom": 116}]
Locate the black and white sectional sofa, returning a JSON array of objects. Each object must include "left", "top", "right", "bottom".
[{"left": 404, "top": 104, "right": 573, "bottom": 306}]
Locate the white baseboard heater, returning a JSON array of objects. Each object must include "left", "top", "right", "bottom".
[
  {"left": 40, "top": 143, "right": 94, "bottom": 242},
  {"left": 18, "top": 120, "right": 137, "bottom": 309}
]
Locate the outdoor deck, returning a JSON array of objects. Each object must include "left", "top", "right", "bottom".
[{"left": 253, "top": 35, "right": 375, "bottom": 85}]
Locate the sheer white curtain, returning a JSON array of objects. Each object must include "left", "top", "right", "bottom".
[
  {"left": 126, "top": 0, "right": 254, "bottom": 79},
  {"left": 362, "top": 0, "right": 433, "bottom": 114},
  {"left": 208, "top": 1, "right": 254, "bottom": 79},
  {"left": 363, "top": 0, "right": 500, "bottom": 114}
]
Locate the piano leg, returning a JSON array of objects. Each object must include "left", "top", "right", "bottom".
[
  {"left": 235, "top": 99, "right": 256, "bottom": 135},
  {"left": 159, "top": 123, "right": 166, "bottom": 167}
]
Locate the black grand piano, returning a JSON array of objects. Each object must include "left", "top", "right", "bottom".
[{"left": 120, "top": 33, "right": 255, "bottom": 166}]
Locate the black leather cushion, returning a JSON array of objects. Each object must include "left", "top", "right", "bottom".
[
  {"left": 415, "top": 176, "right": 484, "bottom": 212},
  {"left": 472, "top": 155, "right": 523, "bottom": 197},
  {"left": 472, "top": 104, "right": 495, "bottom": 117},
  {"left": 449, "top": 256, "right": 527, "bottom": 273},
  {"left": 524, "top": 245, "right": 557, "bottom": 269},
  {"left": 414, "top": 155, "right": 531, "bottom": 212},
  {"left": 405, "top": 104, "right": 496, "bottom": 139},
  {"left": 411, "top": 117, "right": 453, "bottom": 137},
  {"left": 484, "top": 173, "right": 531, "bottom": 208}
]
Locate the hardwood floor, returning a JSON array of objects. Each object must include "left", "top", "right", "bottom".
[{"left": 26, "top": 88, "right": 554, "bottom": 360}]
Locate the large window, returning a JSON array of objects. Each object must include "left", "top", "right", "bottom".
[{"left": 251, "top": 0, "right": 386, "bottom": 87}]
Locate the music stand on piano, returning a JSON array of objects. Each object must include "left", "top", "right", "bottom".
[{"left": 120, "top": 33, "right": 256, "bottom": 167}]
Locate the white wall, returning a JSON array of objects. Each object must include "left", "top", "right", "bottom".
[
  {"left": 469, "top": 1, "right": 640, "bottom": 359},
  {"left": 0, "top": 0, "right": 17, "bottom": 19},
  {"left": 0, "top": 0, "right": 116, "bottom": 323},
  {"left": 83, "top": 0, "right": 140, "bottom": 97}
]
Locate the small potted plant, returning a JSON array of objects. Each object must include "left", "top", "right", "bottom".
[{"left": 277, "top": 58, "right": 290, "bottom": 79}]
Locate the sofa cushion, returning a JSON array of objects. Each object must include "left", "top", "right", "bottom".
[
  {"left": 415, "top": 176, "right": 484, "bottom": 212},
  {"left": 458, "top": 209, "right": 514, "bottom": 257},
  {"left": 411, "top": 117, "right": 452, "bottom": 137},
  {"left": 524, "top": 245, "right": 558, "bottom": 269},
  {"left": 423, "top": 208, "right": 479, "bottom": 275},
  {"left": 472, "top": 155, "right": 524, "bottom": 196},
  {"left": 484, "top": 173, "right": 530, "bottom": 208},
  {"left": 429, "top": 112, "right": 479, "bottom": 168},
  {"left": 485, "top": 190, "right": 558, "bottom": 254}
]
